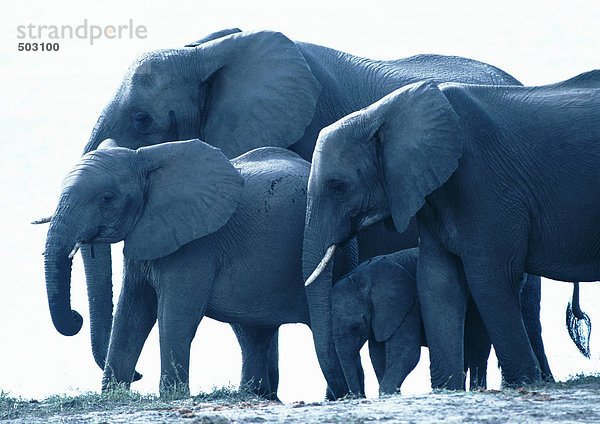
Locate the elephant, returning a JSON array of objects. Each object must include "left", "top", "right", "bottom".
[
  {"left": 303, "top": 69, "right": 600, "bottom": 390},
  {"left": 43, "top": 27, "right": 526, "bottom": 399},
  {"left": 331, "top": 248, "right": 555, "bottom": 395},
  {"left": 43, "top": 138, "right": 356, "bottom": 398}
]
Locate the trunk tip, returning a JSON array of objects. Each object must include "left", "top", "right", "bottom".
[{"left": 53, "top": 310, "right": 84, "bottom": 336}]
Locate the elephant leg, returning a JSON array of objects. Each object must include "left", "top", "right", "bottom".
[
  {"left": 464, "top": 296, "right": 491, "bottom": 390},
  {"left": 333, "top": 335, "right": 366, "bottom": 397},
  {"left": 520, "top": 274, "right": 554, "bottom": 382},
  {"left": 378, "top": 303, "right": 422, "bottom": 395},
  {"left": 368, "top": 338, "right": 386, "bottom": 383},
  {"left": 102, "top": 267, "right": 157, "bottom": 391},
  {"left": 157, "top": 286, "right": 207, "bottom": 398},
  {"left": 463, "top": 256, "right": 541, "bottom": 387},
  {"left": 230, "top": 323, "right": 280, "bottom": 401},
  {"left": 416, "top": 225, "right": 468, "bottom": 390}
]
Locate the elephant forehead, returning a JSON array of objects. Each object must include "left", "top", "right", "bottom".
[{"left": 62, "top": 154, "right": 138, "bottom": 192}]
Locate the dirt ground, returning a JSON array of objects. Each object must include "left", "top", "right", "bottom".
[{"left": 3, "top": 385, "right": 600, "bottom": 424}]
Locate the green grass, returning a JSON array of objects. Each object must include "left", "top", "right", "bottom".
[{"left": 0, "top": 384, "right": 267, "bottom": 420}]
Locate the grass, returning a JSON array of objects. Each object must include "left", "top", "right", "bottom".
[
  {"left": 193, "top": 384, "right": 268, "bottom": 404},
  {"left": 553, "top": 373, "right": 600, "bottom": 389},
  {"left": 0, "top": 385, "right": 166, "bottom": 420},
  {"left": 0, "top": 384, "right": 267, "bottom": 420}
]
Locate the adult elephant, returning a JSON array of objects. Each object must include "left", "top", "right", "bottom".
[
  {"left": 45, "top": 28, "right": 524, "bottom": 398},
  {"left": 303, "top": 71, "right": 600, "bottom": 389}
]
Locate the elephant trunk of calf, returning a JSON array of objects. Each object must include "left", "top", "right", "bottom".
[{"left": 44, "top": 217, "right": 83, "bottom": 336}]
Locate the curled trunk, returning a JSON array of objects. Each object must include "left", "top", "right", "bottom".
[{"left": 44, "top": 218, "right": 83, "bottom": 336}]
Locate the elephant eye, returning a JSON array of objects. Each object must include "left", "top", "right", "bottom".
[
  {"left": 133, "top": 111, "right": 154, "bottom": 133},
  {"left": 328, "top": 179, "right": 348, "bottom": 198},
  {"left": 101, "top": 191, "right": 115, "bottom": 205}
]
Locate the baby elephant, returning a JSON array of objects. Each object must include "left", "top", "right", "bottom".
[
  {"left": 44, "top": 139, "right": 355, "bottom": 398},
  {"left": 331, "top": 248, "right": 548, "bottom": 395}
]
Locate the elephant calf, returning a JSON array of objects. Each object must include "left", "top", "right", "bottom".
[
  {"left": 332, "top": 248, "right": 553, "bottom": 395},
  {"left": 44, "top": 139, "right": 354, "bottom": 398}
]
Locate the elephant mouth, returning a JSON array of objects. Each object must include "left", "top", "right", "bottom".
[
  {"left": 340, "top": 210, "right": 388, "bottom": 245},
  {"left": 68, "top": 226, "right": 122, "bottom": 257}
]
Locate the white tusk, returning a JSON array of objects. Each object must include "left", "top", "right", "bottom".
[
  {"left": 68, "top": 242, "right": 82, "bottom": 259},
  {"left": 305, "top": 244, "right": 336, "bottom": 287}
]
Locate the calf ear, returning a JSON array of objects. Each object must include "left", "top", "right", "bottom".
[
  {"left": 124, "top": 139, "right": 244, "bottom": 260},
  {"left": 369, "top": 81, "right": 462, "bottom": 233},
  {"left": 370, "top": 262, "right": 417, "bottom": 342}
]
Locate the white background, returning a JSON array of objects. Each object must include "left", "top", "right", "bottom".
[{"left": 1, "top": 0, "right": 599, "bottom": 403}]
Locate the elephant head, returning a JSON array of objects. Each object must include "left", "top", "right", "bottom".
[
  {"left": 44, "top": 139, "right": 243, "bottom": 339},
  {"left": 85, "top": 29, "right": 320, "bottom": 156},
  {"left": 303, "top": 81, "right": 461, "bottom": 375},
  {"left": 331, "top": 256, "right": 417, "bottom": 395}
]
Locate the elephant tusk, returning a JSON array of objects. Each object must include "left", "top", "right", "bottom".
[
  {"left": 68, "top": 242, "right": 83, "bottom": 259},
  {"left": 305, "top": 244, "right": 336, "bottom": 287},
  {"left": 31, "top": 216, "right": 52, "bottom": 225}
]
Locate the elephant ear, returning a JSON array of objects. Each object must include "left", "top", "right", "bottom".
[
  {"left": 124, "top": 139, "right": 244, "bottom": 260},
  {"left": 370, "top": 260, "right": 417, "bottom": 342},
  {"left": 189, "top": 30, "right": 321, "bottom": 158},
  {"left": 185, "top": 28, "right": 242, "bottom": 47},
  {"left": 369, "top": 81, "right": 462, "bottom": 233}
]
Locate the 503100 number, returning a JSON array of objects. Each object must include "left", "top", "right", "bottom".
[{"left": 18, "top": 42, "right": 60, "bottom": 51}]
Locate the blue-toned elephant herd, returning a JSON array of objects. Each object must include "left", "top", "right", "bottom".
[{"left": 39, "top": 28, "right": 599, "bottom": 401}]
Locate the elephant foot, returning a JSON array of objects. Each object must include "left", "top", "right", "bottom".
[
  {"left": 240, "top": 378, "right": 279, "bottom": 402},
  {"left": 500, "top": 367, "right": 542, "bottom": 389},
  {"left": 430, "top": 369, "right": 466, "bottom": 391},
  {"left": 159, "top": 380, "right": 190, "bottom": 399},
  {"left": 101, "top": 375, "right": 131, "bottom": 394},
  {"left": 542, "top": 372, "right": 555, "bottom": 383},
  {"left": 262, "top": 392, "right": 281, "bottom": 403}
]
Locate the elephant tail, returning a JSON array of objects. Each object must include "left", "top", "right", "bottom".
[{"left": 566, "top": 282, "right": 591, "bottom": 358}]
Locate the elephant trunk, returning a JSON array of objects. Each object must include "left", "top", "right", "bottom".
[
  {"left": 81, "top": 243, "right": 114, "bottom": 370},
  {"left": 80, "top": 115, "right": 119, "bottom": 372},
  {"left": 44, "top": 216, "right": 83, "bottom": 336},
  {"left": 303, "top": 218, "right": 349, "bottom": 400},
  {"left": 83, "top": 109, "right": 113, "bottom": 154},
  {"left": 333, "top": 343, "right": 365, "bottom": 396}
]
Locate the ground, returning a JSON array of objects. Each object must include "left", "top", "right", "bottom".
[{"left": 2, "top": 378, "right": 599, "bottom": 423}]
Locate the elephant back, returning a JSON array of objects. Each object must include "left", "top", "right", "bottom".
[
  {"left": 232, "top": 147, "right": 310, "bottom": 213},
  {"left": 225, "top": 146, "right": 309, "bottom": 253}
]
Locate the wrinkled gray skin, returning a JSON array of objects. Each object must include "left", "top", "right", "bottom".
[
  {"left": 50, "top": 28, "right": 523, "bottom": 399},
  {"left": 332, "top": 249, "right": 556, "bottom": 395},
  {"left": 305, "top": 71, "right": 600, "bottom": 389},
  {"left": 44, "top": 140, "right": 356, "bottom": 399}
]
